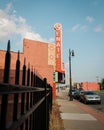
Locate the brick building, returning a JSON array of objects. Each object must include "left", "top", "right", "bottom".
[
  {"left": 81, "top": 82, "right": 100, "bottom": 91},
  {"left": 76, "top": 82, "right": 100, "bottom": 91},
  {"left": 0, "top": 39, "right": 55, "bottom": 85},
  {"left": 0, "top": 23, "right": 65, "bottom": 98}
]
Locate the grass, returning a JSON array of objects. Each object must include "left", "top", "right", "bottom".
[
  {"left": 96, "top": 89, "right": 104, "bottom": 92},
  {"left": 100, "top": 90, "right": 104, "bottom": 92},
  {"left": 49, "top": 100, "right": 65, "bottom": 130}
]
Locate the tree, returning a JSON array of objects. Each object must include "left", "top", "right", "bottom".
[{"left": 101, "top": 78, "right": 104, "bottom": 90}]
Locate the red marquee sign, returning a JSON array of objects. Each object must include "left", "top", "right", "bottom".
[{"left": 54, "top": 23, "right": 62, "bottom": 72}]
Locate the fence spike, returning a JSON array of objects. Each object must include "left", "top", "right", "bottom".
[
  {"left": 17, "top": 50, "right": 20, "bottom": 60},
  {"left": 28, "top": 62, "right": 30, "bottom": 68},
  {"left": 24, "top": 57, "right": 26, "bottom": 65},
  {"left": 22, "top": 58, "right": 26, "bottom": 85},
  {"left": 7, "top": 40, "right": 10, "bottom": 52},
  {"left": 31, "top": 65, "right": 33, "bottom": 71}
]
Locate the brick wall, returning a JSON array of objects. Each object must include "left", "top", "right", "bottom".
[
  {"left": 81, "top": 82, "right": 100, "bottom": 91},
  {"left": 0, "top": 39, "right": 55, "bottom": 86}
]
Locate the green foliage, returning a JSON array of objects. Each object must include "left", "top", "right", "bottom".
[{"left": 101, "top": 78, "right": 104, "bottom": 90}]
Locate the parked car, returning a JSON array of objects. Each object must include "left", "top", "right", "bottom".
[
  {"left": 71, "top": 89, "right": 76, "bottom": 96},
  {"left": 73, "top": 90, "right": 81, "bottom": 99},
  {"left": 68, "top": 89, "right": 76, "bottom": 97},
  {"left": 79, "top": 90, "right": 101, "bottom": 104}
]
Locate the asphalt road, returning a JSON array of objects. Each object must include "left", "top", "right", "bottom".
[
  {"left": 57, "top": 88, "right": 104, "bottom": 130},
  {"left": 88, "top": 92, "right": 104, "bottom": 113},
  {"left": 57, "top": 89, "right": 104, "bottom": 114}
]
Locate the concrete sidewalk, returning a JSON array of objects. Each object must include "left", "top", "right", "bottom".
[{"left": 56, "top": 89, "right": 104, "bottom": 130}]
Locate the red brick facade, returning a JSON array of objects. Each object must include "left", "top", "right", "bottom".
[
  {"left": 81, "top": 82, "right": 100, "bottom": 91},
  {"left": 0, "top": 39, "right": 55, "bottom": 87}
]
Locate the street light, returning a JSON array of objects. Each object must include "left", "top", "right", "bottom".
[{"left": 69, "top": 49, "right": 74, "bottom": 101}]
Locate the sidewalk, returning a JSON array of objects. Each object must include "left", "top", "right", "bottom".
[{"left": 56, "top": 89, "right": 104, "bottom": 130}]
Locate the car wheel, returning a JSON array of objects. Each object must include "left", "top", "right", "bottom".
[
  {"left": 84, "top": 100, "right": 87, "bottom": 104},
  {"left": 79, "top": 98, "right": 82, "bottom": 102},
  {"left": 98, "top": 101, "right": 101, "bottom": 104}
]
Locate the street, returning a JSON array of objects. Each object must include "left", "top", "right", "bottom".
[
  {"left": 57, "top": 88, "right": 104, "bottom": 114},
  {"left": 56, "top": 88, "right": 104, "bottom": 130},
  {"left": 89, "top": 92, "right": 104, "bottom": 113}
]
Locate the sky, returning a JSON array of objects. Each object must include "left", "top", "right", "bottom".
[{"left": 0, "top": 0, "right": 104, "bottom": 84}]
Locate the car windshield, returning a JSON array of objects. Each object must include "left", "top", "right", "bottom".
[{"left": 84, "top": 91, "right": 97, "bottom": 95}]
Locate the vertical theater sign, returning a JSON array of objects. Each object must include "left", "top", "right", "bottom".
[{"left": 54, "top": 23, "right": 65, "bottom": 83}]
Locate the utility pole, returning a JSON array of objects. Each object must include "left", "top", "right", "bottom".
[{"left": 69, "top": 49, "right": 74, "bottom": 101}]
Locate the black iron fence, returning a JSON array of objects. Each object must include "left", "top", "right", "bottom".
[{"left": 0, "top": 40, "right": 52, "bottom": 130}]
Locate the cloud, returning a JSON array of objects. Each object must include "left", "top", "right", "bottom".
[
  {"left": 0, "top": 3, "right": 53, "bottom": 44},
  {"left": 86, "top": 16, "right": 94, "bottom": 23},
  {"left": 93, "top": 24, "right": 103, "bottom": 32},
  {"left": 71, "top": 24, "right": 87, "bottom": 32},
  {"left": 24, "top": 32, "right": 44, "bottom": 41},
  {"left": 48, "top": 38, "right": 55, "bottom": 43},
  {"left": 5, "top": 2, "right": 13, "bottom": 13},
  {"left": 80, "top": 25, "right": 87, "bottom": 32},
  {"left": 71, "top": 24, "right": 80, "bottom": 32}
]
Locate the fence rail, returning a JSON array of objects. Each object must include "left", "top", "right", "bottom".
[{"left": 0, "top": 40, "right": 52, "bottom": 130}]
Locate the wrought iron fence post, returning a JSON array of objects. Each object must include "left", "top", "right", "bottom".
[
  {"left": 20, "top": 58, "right": 26, "bottom": 130},
  {"left": 22, "top": 58, "right": 26, "bottom": 85},
  {"left": 13, "top": 51, "right": 20, "bottom": 121},
  {"left": 49, "top": 84, "right": 53, "bottom": 111},
  {"left": 44, "top": 78, "right": 49, "bottom": 130},
  {"left": 15, "top": 51, "right": 20, "bottom": 85},
  {"left": 29, "top": 66, "right": 34, "bottom": 130},
  {"left": 0, "top": 40, "right": 11, "bottom": 130},
  {"left": 25, "top": 63, "right": 30, "bottom": 130},
  {"left": 0, "top": 41, "right": 53, "bottom": 130},
  {"left": 3, "top": 40, "right": 11, "bottom": 83}
]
